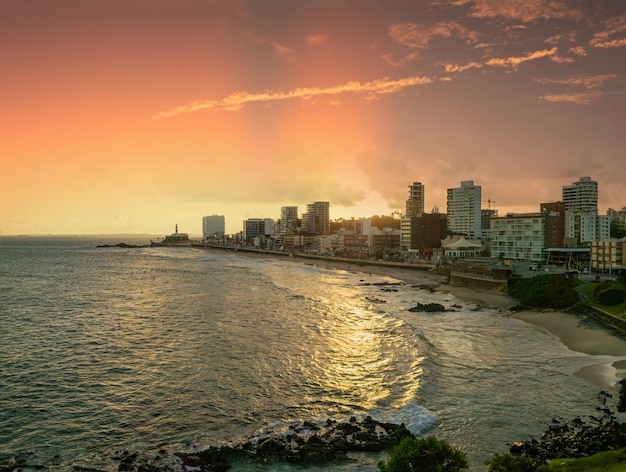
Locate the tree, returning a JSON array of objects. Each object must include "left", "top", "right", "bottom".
[{"left": 378, "top": 436, "right": 468, "bottom": 472}]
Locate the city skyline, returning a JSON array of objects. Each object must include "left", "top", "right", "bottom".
[{"left": 1, "top": 1, "right": 625, "bottom": 236}]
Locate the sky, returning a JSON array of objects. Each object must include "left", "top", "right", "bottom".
[{"left": 1, "top": 0, "right": 625, "bottom": 236}]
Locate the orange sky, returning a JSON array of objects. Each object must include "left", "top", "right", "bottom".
[{"left": 1, "top": 0, "right": 625, "bottom": 235}]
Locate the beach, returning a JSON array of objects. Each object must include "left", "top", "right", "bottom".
[
  {"left": 297, "top": 255, "right": 626, "bottom": 389},
  {"left": 218, "top": 247, "right": 626, "bottom": 389}
]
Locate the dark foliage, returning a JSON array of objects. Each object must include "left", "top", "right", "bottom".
[
  {"left": 596, "top": 286, "right": 626, "bottom": 306},
  {"left": 378, "top": 436, "right": 468, "bottom": 472},
  {"left": 485, "top": 453, "right": 540, "bottom": 472},
  {"left": 508, "top": 275, "right": 579, "bottom": 309},
  {"left": 593, "top": 279, "right": 618, "bottom": 298}
]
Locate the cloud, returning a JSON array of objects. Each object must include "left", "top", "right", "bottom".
[
  {"left": 247, "top": 33, "right": 296, "bottom": 59},
  {"left": 533, "top": 74, "right": 617, "bottom": 89},
  {"left": 465, "top": 0, "right": 583, "bottom": 22},
  {"left": 569, "top": 46, "right": 587, "bottom": 57},
  {"left": 590, "top": 13, "right": 626, "bottom": 49},
  {"left": 544, "top": 32, "right": 577, "bottom": 45},
  {"left": 591, "top": 38, "right": 626, "bottom": 49},
  {"left": 381, "top": 52, "right": 421, "bottom": 67},
  {"left": 535, "top": 92, "right": 603, "bottom": 105},
  {"left": 305, "top": 34, "right": 330, "bottom": 46},
  {"left": 388, "top": 21, "right": 478, "bottom": 49},
  {"left": 444, "top": 47, "right": 557, "bottom": 74},
  {"left": 486, "top": 46, "right": 558, "bottom": 68},
  {"left": 443, "top": 61, "right": 482, "bottom": 73},
  {"left": 152, "top": 75, "right": 434, "bottom": 119}
]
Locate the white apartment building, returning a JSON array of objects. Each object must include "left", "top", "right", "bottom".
[
  {"left": 563, "top": 176, "right": 598, "bottom": 213},
  {"left": 400, "top": 217, "right": 412, "bottom": 252},
  {"left": 562, "top": 176, "right": 601, "bottom": 244},
  {"left": 405, "top": 182, "right": 425, "bottom": 217},
  {"left": 491, "top": 213, "right": 558, "bottom": 262},
  {"left": 202, "top": 215, "right": 225, "bottom": 239},
  {"left": 447, "top": 180, "right": 482, "bottom": 239}
]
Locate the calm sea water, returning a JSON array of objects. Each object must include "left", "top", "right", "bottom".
[{"left": 0, "top": 237, "right": 623, "bottom": 471}]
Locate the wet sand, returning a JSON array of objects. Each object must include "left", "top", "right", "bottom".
[{"left": 512, "top": 311, "right": 626, "bottom": 387}]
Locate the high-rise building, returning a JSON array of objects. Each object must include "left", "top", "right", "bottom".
[
  {"left": 302, "top": 201, "right": 330, "bottom": 235},
  {"left": 562, "top": 176, "right": 598, "bottom": 213},
  {"left": 202, "top": 215, "right": 225, "bottom": 239},
  {"left": 446, "top": 180, "right": 482, "bottom": 239},
  {"left": 405, "top": 182, "right": 425, "bottom": 217},
  {"left": 562, "top": 177, "right": 599, "bottom": 244},
  {"left": 280, "top": 206, "right": 298, "bottom": 233}
]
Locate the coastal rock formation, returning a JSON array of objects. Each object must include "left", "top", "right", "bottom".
[
  {"left": 112, "top": 417, "right": 414, "bottom": 471},
  {"left": 509, "top": 390, "right": 626, "bottom": 462},
  {"left": 408, "top": 302, "right": 448, "bottom": 313}
]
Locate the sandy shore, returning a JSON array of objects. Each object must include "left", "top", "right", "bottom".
[{"left": 511, "top": 311, "right": 626, "bottom": 387}]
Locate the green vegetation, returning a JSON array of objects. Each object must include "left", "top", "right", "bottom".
[
  {"left": 485, "top": 449, "right": 626, "bottom": 472},
  {"left": 593, "top": 279, "right": 626, "bottom": 306},
  {"left": 577, "top": 280, "right": 626, "bottom": 318},
  {"left": 378, "top": 436, "right": 468, "bottom": 472},
  {"left": 508, "top": 274, "right": 579, "bottom": 309},
  {"left": 485, "top": 453, "right": 541, "bottom": 471},
  {"left": 540, "top": 448, "right": 626, "bottom": 471}
]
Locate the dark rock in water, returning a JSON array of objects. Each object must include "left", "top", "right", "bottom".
[
  {"left": 365, "top": 296, "right": 387, "bottom": 303},
  {"left": 110, "top": 417, "right": 414, "bottom": 471},
  {"left": 96, "top": 242, "right": 144, "bottom": 248},
  {"left": 408, "top": 302, "right": 447, "bottom": 312}
]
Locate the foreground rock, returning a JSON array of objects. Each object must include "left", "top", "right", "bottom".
[
  {"left": 113, "top": 416, "right": 413, "bottom": 471},
  {"left": 509, "top": 390, "right": 626, "bottom": 463}
]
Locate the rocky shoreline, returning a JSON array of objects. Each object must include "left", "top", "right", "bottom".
[
  {"left": 108, "top": 416, "right": 413, "bottom": 472},
  {"left": 509, "top": 385, "right": 626, "bottom": 465}
]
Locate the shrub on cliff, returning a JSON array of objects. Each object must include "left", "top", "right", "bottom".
[
  {"left": 508, "top": 274, "right": 549, "bottom": 306},
  {"left": 378, "top": 436, "right": 468, "bottom": 472},
  {"left": 485, "top": 453, "right": 540, "bottom": 471},
  {"left": 596, "top": 286, "right": 626, "bottom": 306},
  {"left": 508, "top": 275, "right": 578, "bottom": 309},
  {"left": 593, "top": 279, "right": 617, "bottom": 298}
]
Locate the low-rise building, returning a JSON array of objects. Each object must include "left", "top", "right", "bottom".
[
  {"left": 590, "top": 238, "right": 626, "bottom": 273},
  {"left": 443, "top": 237, "right": 483, "bottom": 259}
]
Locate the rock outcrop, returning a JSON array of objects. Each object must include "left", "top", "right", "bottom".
[{"left": 112, "top": 416, "right": 414, "bottom": 471}]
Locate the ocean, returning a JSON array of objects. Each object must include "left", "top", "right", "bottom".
[{"left": 1, "top": 236, "right": 624, "bottom": 471}]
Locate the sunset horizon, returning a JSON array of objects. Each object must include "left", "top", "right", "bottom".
[{"left": 2, "top": 0, "right": 624, "bottom": 236}]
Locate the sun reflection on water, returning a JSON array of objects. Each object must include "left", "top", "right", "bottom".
[{"left": 308, "top": 289, "right": 424, "bottom": 411}]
